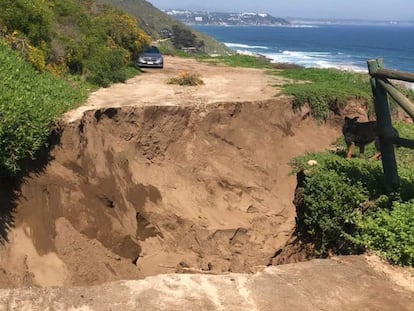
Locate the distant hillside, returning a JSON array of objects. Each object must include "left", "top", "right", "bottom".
[
  {"left": 165, "top": 10, "right": 290, "bottom": 26},
  {"left": 95, "top": 0, "right": 233, "bottom": 55}
]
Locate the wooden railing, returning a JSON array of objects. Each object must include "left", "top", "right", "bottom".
[{"left": 367, "top": 58, "right": 414, "bottom": 190}]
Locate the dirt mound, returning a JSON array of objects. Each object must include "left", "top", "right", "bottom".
[{"left": 0, "top": 98, "right": 339, "bottom": 287}]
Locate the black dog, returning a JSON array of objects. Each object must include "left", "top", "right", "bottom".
[{"left": 342, "top": 116, "right": 380, "bottom": 159}]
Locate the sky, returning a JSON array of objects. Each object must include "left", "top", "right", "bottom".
[{"left": 148, "top": 0, "right": 414, "bottom": 21}]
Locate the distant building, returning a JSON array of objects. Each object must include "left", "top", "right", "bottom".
[
  {"left": 165, "top": 9, "right": 290, "bottom": 26},
  {"left": 159, "top": 28, "right": 173, "bottom": 38}
]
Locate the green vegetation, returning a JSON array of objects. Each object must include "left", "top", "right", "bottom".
[
  {"left": 278, "top": 68, "right": 374, "bottom": 121},
  {"left": 170, "top": 25, "right": 205, "bottom": 51},
  {"left": 0, "top": 0, "right": 150, "bottom": 87},
  {"left": 291, "top": 122, "right": 414, "bottom": 266},
  {"left": 0, "top": 41, "right": 89, "bottom": 174}
]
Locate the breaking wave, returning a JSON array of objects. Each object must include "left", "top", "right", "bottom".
[
  {"left": 263, "top": 50, "right": 367, "bottom": 72},
  {"left": 225, "top": 43, "right": 269, "bottom": 50}
]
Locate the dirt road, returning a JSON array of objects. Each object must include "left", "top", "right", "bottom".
[{"left": 65, "top": 56, "right": 284, "bottom": 122}]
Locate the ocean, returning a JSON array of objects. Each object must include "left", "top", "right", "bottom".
[{"left": 192, "top": 24, "right": 414, "bottom": 74}]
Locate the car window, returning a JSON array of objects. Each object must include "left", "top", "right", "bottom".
[{"left": 144, "top": 46, "right": 160, "bottom": 54}]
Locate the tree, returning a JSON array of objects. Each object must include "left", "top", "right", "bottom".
[{"left": 171, "top": 24, "right": 196, "bottom": 49}]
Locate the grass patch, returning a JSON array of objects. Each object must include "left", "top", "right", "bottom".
[
  {"left": 200, "top": 54, "right": 273, "bottom": 69},
  {"left": 278, "top": 68, "right": 373, "bottom": 121},
  {"left": 193, "top": 57, "right": 377, "bottom": 123}
]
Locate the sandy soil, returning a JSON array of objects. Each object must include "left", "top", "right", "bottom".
[
  {"left": 64, "top": 56, "right": 285, "bottom": 122},
  {"left": 0, "top": 56, "right": 411, "bottom": 308}
]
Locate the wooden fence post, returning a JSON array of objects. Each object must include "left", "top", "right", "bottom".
[{"left": 367, "top": 59, "right": 399, "bottom": 191}]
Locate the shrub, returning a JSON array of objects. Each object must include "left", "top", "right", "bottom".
[
  {"left": 26, "top": 43, "right": 46, "bottom": 71},
  {"left": 84, "top": 47, "right": 129, "bottom": 87},
  {"left": 0, "top": 0, "right": 151, "bottom": 87},
  {"left": 171, "top": 24, "right": 196, "bottom": 49},
  {"left": 356, "top": 201, "right": 414, "bottom": 266},
  {"left": 94, "top": 5, "right": 150, "bottom": 59},
  {"left": 0, "top": 0, "right": 53, "bottom": 47},
  {"left": 291, "top": 129, "right": 414, "bottom": 266},
  {"left": 292, "top": 154, "right": 375, "bottom": 254},
  {"left": 167, "top": 71, "right": 204, "bottom": 86},
  {"left": 0, "top": 41, "right": 88, "bottom": 174}
]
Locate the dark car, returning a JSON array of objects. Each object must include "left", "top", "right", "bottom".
[{"left": 136, "top": 46, "right": 164, "bottom": 69}]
